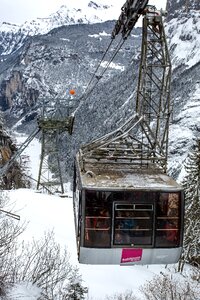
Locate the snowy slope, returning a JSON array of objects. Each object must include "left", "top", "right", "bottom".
[
  {"left": 165, "top": 8, "right": 200, "bottom": 180},
  {"left": 168, "top": 81, "right": 200, "bottom": 181},
  {"left": 166, "top": 10, "right": 200, "bottom": 69}
]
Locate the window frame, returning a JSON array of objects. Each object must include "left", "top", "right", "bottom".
[
  {"left": 82, "top": 189, "right": 183, "bottom": 249},
  {"left": 112, "top": 201, "right": 154, "bottom": 247}
]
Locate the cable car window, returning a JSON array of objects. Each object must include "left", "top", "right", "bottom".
[
  {"left": 82, "top": 190, "right": 182, "bottom": 250},
  {"left": 134, "top": 204, "right": 153, "bottom": 210},
  {"left": 84, "top": 190, "right": 111, "bottom": 248},
  {"left": 113, "top": 203, "right": 153, "bottom": 246},
  {"left": 116, "top": 204, "right": 134, "bottom": 210},
  {"left": 155, "top": 192, "right": 180, "bottom": 247}
]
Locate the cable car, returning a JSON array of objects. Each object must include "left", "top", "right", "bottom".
[
  {"left": 72, "top": 5, "right": 185, "bottom": 265},
  {"left": 73, "top": 160, "right": 184, "bottom": 265}
]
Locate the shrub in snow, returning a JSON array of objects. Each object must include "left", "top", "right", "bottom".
[
  {"left": 0, "top": 193, "right": 25, "bottom": 283},
  {"left": 0, "top": 193, "right": 88, "bottom": 300},
  {"left": 105, "top": 290, "right": 139, "bottom": 300},
  {"left": 140, "top": 273, "right": 199, "bottom": 300},
  {"left": 11, "top": 231, "right": 88, "bottom": 300}
]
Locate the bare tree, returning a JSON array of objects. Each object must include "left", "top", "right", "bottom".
[
  {"left": 0, "top": 193, "right": 88, "bottom": 299},
  {"left": 9, "top": 231, "right": 88, "bottom": 300},
  {"left": 140, "top": 273, "right": 199, "bottom": 300},
  {"left": 0, "top": 192, "right": 24, "bottom": 297}
]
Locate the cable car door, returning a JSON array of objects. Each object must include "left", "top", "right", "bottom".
[{"left": 112, "top": 202, "right": 154, "bottom": 247}]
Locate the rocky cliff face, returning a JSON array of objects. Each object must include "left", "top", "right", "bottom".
[{"left": 0, "top": 70, "right": 39, "bottom": 115}]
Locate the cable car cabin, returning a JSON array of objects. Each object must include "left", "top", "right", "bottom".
[{"left": 73, "top": 161, "right": 184, "bottom": 265}]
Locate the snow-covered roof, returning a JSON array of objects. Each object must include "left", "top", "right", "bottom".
[{"left": 77, "top": 161, "right": 182, "bottom": 191}]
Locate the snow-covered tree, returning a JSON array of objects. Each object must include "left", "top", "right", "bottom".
[
  {"left": 9, "top": 231, "right": 88, "bottom": 300},
  {"left": 64, "top": 267, "right": 88, "bottom": 300},
  {"left": 106, "top": 272, "right": 199, "bottom": 300},
  {"left": 180, "top": 140, "right": 200, "bottom": 268}
]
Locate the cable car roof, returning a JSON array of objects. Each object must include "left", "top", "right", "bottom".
[{"left": 76, "top": 159, "right": 182, "bottom": 191}]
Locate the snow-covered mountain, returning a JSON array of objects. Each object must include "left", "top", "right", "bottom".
[
  {"left": 0, "top": 21, "right": 141, "bottom": 119},
  {"left": 166, "top": 10, "right": 200, "bottom": 69},
  {"left": 166, "top": 0, "right": 200, "bottom": 20},
  {"left": 0, "top": 0, "right": 124, "bottom": 56}
]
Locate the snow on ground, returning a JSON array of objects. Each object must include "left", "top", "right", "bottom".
[
  {"left": 101, "top": 61, "right": 125, "bottom": 71},
  {"left": 7, "top": 283, "right": 41, "bottom": 300},
  {"left": 4, "top": 135, "right": 198, "bottom": 299},
  {"left": 88, "top": 31, "right": 111, "bottom": 38}
]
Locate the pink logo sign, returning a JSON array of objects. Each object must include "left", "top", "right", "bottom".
[{"left": 121, "top": 248, "right": 143, "bottom": 264}]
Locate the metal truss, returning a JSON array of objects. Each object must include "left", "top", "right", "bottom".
[
  {"left": 79, "top": 8, "right": 171, "bottom": 174},
  {"left": 136, "top": 9, "right": 171, "bottom": 172}
]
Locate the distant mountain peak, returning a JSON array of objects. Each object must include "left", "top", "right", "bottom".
[
  {"left": 0, "top": 0, "right": 123, "bottom": 56},
  {"left": 88, "top": 1, "right": 110, "bottom": 9},
  {"left": 88, "top": 1, "right": 101, "bottom": 9}
]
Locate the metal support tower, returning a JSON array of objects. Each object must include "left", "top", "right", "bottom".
[
  {"left": 37, "top": 98, "right": 74, "bottom": 194},
  {"left": 135, "top": 8, "right": 171, "bottom": 172},
  {"left": 78, "top": 7, "right": 172, "bottom": 174}
]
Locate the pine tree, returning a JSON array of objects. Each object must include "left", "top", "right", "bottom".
[
  {"left": 65, "top": 267, "right": 88, "bottom": 300},
  {"left": 180, "top": 140, "right": 200, "bottom": 268}
]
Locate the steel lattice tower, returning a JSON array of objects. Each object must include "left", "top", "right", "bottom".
[
  {"left": 78, "top": 7, "right": 172, "bottom": 174},
  {"left": 135, "top": 9, "right": 171, "bottom": 172},
  {"left": 37, "top": 98, "right": 74, "bottom": 193}
]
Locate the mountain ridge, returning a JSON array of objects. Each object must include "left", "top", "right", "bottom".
[{"left": 0, "top": 0, "right": 124, "bottom": 56}]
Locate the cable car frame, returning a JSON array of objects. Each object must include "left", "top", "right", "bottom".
[{"left": 73, "top": 163, "right": 184, "bottom": 265}]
